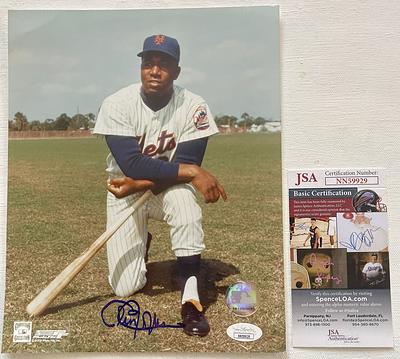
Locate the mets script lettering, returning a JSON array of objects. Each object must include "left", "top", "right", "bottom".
[
  {"left": 100, "top": 299, "right": 183, "bottom": 339},
  {"left": 136, "top": 130, "right": 176, "bottom": 157}
]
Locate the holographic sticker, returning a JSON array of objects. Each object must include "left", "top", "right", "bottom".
[
  {"left": 225, "top": 281, "right": 257, "bottom": 317},
  {"left": 226, "top": 323, "right": 263, "bottom": 342}
]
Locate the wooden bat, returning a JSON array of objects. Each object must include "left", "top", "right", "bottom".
[{"left": 26, "top": 190, "right": 153, "bottom": 317}]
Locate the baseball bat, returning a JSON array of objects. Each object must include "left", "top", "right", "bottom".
[{"left": 26, "top": 190, "right": 153, "bottom": 317}]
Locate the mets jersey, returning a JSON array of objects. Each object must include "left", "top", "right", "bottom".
[{"left": 93, "top": 83, "right": 219, "bottom": 178}]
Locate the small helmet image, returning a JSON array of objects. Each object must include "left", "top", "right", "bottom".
[{"left": 352, "top": 189, "right": 387, "bottom": 212}]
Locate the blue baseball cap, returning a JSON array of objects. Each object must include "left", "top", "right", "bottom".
[{"left": 137, "top": 34, "right": 180, "bottom": 63}]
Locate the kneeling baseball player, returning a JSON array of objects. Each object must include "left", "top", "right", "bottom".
[{"left": 93, "top": 34, "right": 227, "bottom": 337}]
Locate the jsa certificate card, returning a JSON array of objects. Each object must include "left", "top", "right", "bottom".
[{"left": 288, "top": 168, "right": 393, "bottom": 347}]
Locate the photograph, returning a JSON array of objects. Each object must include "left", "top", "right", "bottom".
[
  {"left": 337, "top": 212, "right": 388, "bottom": 252},
  {"left": 295, "top": 249, "right": 348, "bottom": 289},
  {"left": 4, "top": 6, "right": 283, "bottom": 353},
  {"left": 290, "top": 217, "right": 336, "bottom": 250},
  {"left": 347, "top": 252, "right": 390, "bottom": 289}
]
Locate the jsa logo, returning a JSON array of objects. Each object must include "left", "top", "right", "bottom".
[
  {"left": 295, "top": 172, "right": 317, "bottom": 186},
  {"left": 329, "top": 329, "right": 339, "bottom": 336}
]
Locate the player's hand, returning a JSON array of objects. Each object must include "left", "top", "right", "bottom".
[
  {"left": 107, "top": 177, "right": 155, "bottom": 198},
  {"left": 191, "top": 167, "right": 227, "bottom": 203}
]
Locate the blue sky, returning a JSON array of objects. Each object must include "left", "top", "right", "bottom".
[{"left": 9, "top": 7, "right": 280, "bottom": 121}]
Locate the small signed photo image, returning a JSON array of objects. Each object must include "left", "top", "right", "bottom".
[
  {"left": 337, "top": 212, "right": 388, "bottom": 252},
  {"left": 347, "top": 252, "right": 390, "bottom": 289},
  {"left": 3, "top": 6, "right": 283, "bottom": 354},
  {"left": 295, "top": 249, "right": 348, "bottom": 289},
  {"left": 290, "top": 217, "right": 337, "bottom": 250}
]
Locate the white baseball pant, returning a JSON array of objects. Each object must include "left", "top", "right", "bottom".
[{"left": 106, "top": 183, "right": 204, "bottom": 297}]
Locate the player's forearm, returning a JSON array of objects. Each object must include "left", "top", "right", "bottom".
[
  {"left": 151, "top": 164, "right": 201, "bottom": 195},
  {"left": 107, "top": 177, "right": 156, "bottom": 198},
  {"left": 155, "top": 164, "right": 204, "bottom": 188},
  {"left": 176, "top": 163, "right": 201, "bottom": 180},
  {"left": 108, "top": 163, "right": 227, "bottom": 203},
  {"left": 106, "top": 135, "right": 179, "bottom": 181},
  {"left": 107, "top": 165, "right": 199, "bottom": 198},
  {"left": 106, "top": 135, "right": 209, "bottom": 182}
]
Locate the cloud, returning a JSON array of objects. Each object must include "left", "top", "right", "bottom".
[
  {"left": 243, "top": 67, "right": 263, "bottom": 79},
  {"left": 178, "top": 67, "right": 207, "bottom": 86},
  {"left": 216, "top": 39, "right": 245, "bottom": 51},
  {"left": 10, "top": 47, "right": 79, "bottom": 68},
  {"left": 9, "top": 48, "right": 35, "bottom": 65},
  {"left": 40, "top": 83, "right": 70, "bottom": 95},
  {"left": 8, "top": 11, "right": 58, "bottom": 42},
  {"left": 76, "top": 84, "right": 99, "bottom": 95},
  {"left": 39, "top": 81, "right": 98, "bottom": 97}
]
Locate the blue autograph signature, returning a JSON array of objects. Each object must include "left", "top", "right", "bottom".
[
  {"left": 100, "top": 299, "right": 184, "bottom": 339},
  {"left": 339, "top": 228, "right": 380, "bottom": 251}
]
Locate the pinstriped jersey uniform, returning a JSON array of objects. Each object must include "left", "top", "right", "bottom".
[
  {"left": 93, "top": 83, "right": 218, "bottom": 297},
  {"left": 94, "top": 83, "right": 218, "bottom": 178}
]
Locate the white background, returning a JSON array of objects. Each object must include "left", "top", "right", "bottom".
[{"left": 1, "top": 1, "right": 400, "bottom": 358}]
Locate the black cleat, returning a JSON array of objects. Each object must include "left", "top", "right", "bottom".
[{"left": 181, "top": 301, "right": 210, "bottom": 337}]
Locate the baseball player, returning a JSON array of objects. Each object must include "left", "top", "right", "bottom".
[
  {"left": 303, "top": 218, "right": 322, "bottom": 249},
  {"left": 362, "top": 253, "right": 385, "bottom": 285},
  {"left": 93, "top": 34, "right": 227, "bottom": 337}
]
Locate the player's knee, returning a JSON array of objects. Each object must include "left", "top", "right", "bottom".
[
  {"left": 163, "top": 188, "right": 202, "bottom": 226},
  {"left": 113, "top": 285, "right": 134, "bottom": 298},
  {"left": 108, "top": 259, "right": 147, "bottom": 297},
  {"left": 111, "top": 273, "right": 147, "bottom": 297},
  {"left": 170, "top": 220, "right": 204, "bottom": 241}
]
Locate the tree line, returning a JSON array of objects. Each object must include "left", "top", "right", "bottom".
[
  {"left": 214, "top": 112, "right": 271, "bottom": 128},
  {"left": 9, "top": 111, "right": 273, "bottom": 132},
  {"left": 8, "top": 112, "right": 96, "bottom": 131}
]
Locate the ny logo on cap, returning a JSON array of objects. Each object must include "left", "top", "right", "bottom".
[{"left": 154, "top": 35, "right": 166, "bottom": 45}]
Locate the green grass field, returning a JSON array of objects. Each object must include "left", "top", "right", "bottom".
[{"left": 3, "top": 133, "right": 284, "bottom": 353}]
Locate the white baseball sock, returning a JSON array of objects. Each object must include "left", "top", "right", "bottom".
[{"left": 181, "top": 276, "right": 200, "bottom": 305}]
